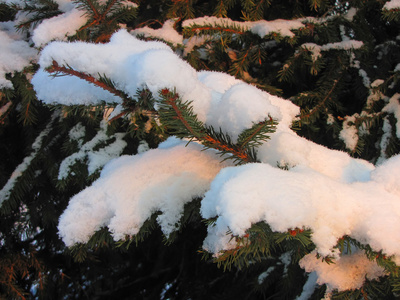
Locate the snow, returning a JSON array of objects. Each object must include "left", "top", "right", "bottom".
[
  {"left": 0, "top": 0, "right": 24, "bottom": 5},
  {"left": 280, "top": 251, "right": 292, "bottom": 275},
  {"left": 321, "top": 40, "right": 364, "bottom": 51},
  {"left": 68, "top": 122, "right": 86, "bottom": 144},
  {"left": 106, "top": 104, "right": 123, "bottom": 121},
  {"left": 0, "top": 21, "right": 26, "bottom": 40},
  {"left": 1, "top": 0, "right": 88, "bottom": 48},
  {"left": 383, "top": 0, "right": 400, "bottom": 10},
  {"left": 119, "top": 0, "right": 138, "bottom": 10},
  {"left": 58, "top": 138, "right": 230, "bottom": 245},
  {"left": 339, "top": 114, "right": 359, "bottom": 151},
  {"left": 258, "top": 266, "right": 275, "bottom": 284},
  {"left": 182, "top": 35, "right": 210, "bottom": 56},
  {"left": 200, "top": 160, "right": 400, "bottom": 261},
  {"left": 344, "top": 7, "right": 358, "bottom": 21},
  {"left": 32, "top": 69, "right": 123, "bottom": 105},
  {"left": 53, "top": 0, "right": 76, "bottom": 12},
  {"left": 250, "top": 19, "right": 305, "bottom": 38},
  {"left": 326, "top": 114, "right": 335, "bottom": 125},
  {"left": 132, "top": 19, "right": 183, "bottom": 46},
  {"left": 358, "top": 69, "right": 370, "bottom": 87},
  {"left": 302, "top": 43, "right": 322, "bottom": 61},
  {"left": 295, "top": 272, "right": 318, "bottom": 300},
  {"left": 0, "top": 101, "right": 12, "bottom": 118},
  {"left": 0, "top": 30, "right": 37, "bottom": 88},
  {"left": 137, "top": 140, "right": 150, "bottom": 154},
  {"left": 383, "top": 93, "right": 400, "bottom": 138},
  {"left": 32, "top": 30, "right": 289, "bottom": 132},
  {"left": 205, "top": 82, "right": 281, "bottom": 143},
  {"left": 300, "top": 250, "right": 385, "bottom": 293},
  {"left": 366, "top": 79, "right": 384, "bottom": 108},
  {"left": 58, "top": 121, "right": 126, "bottom": 179},
  {"left": 32, "top": 8, "right": 88, "bottom": 47},
  {"left": 377, "top": 117, "right": 392, "bottom": 164},
  {"left": 371, "top": 79, "right": 384, "bottom": 88},
  {"left": 301, "top": 40, "right": 364, "bottom": 62},
  {"left": 257, "top": 130, "right": 373, "bottom": 183},
  {"left": 32, "top": 30, "right": 214, "bottom": 120},
  {"left": 27, "top": 29, "right": 400, "bottom": 292},
  {"left": 182, "top": 16, "right": 310, "bottom": 38}
]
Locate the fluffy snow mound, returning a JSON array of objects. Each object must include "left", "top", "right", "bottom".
[{"left": 28, "top": 30, "right": 399, "bottom": 291}]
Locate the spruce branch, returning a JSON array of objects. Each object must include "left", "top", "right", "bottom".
[
  {"left": 229, "top": 46, "right": 251, "bottom": 78},
  {"left": 167, "top": 0, "right": 195, "bottom": 19},
  {"left": 202, "top": 127, "right": 254, "bottom": 164},
  {"left": 46, "top": 60, "right": 130, "bottom": 102},
  {"left": 0, "top": 250, "right": 45, "bottom": 300},
  {"left": 237, "top": 117, "right": 278, "bottom": 149},
  {"left": 382, "top": 8, "right": 400, "bottom": 22},
  {"left": 158, "top": 89, "right": 276, "bottom": 164},
  {"left": 10, "top": 73, "right": 40, "bottom": 126},
  {"left": 14, "top": 0, "right": 61, "bottom": 31},
  {"left": 101, "top": 0, "right": 119, "bottom": 18},
  {"left": 277, "top": 52, "right": 301, "bottom": 83},
  {"left": 213, "top": 0, "right": 235, "bottom": 18},
  {"left": 298, "top": 74, "right": 342, "bottom": 123},
  {"left": 0, "top": 112, "right": 60, "bottom": 213},
  {"left": 74, "top": 0, "right": 101, "bottom": 19},
  {"left": 210, "top": 222, "right": 311, "bottom": 271},
  {"left": 241, "top": 0, "right": 271, "bottom": 21},
  {"left": 73, "top": 0, "right": 137, "bottom": 41},
  {"left": 183, "top": 23, "right": 246, "bottom": 38}
]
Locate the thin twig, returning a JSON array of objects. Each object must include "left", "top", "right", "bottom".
[{"left": 46, "top": 60, "right": 124, "bottom": 100}]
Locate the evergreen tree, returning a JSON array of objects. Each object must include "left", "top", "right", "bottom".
[{"left": 1, "top": 0, "right": 400, "bottom": 299}]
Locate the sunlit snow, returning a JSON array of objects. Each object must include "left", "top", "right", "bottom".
[
  {"left": 0, "top": 30, "right": 37, "bottom": 88},
  {"left": 12, "top": 26, "right": 400, "bottom": 292}
]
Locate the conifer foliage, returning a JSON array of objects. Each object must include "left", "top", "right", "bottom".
[{"left": 1, "top": 0, "right": 400, "bottom": 299}]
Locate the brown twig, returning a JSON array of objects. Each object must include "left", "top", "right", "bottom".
[
  {"left": 188, "top": 26, "right": 244, "bottom": 35},
  {"left": 46, "top": 60, "right": 124, "bottom": 100}
]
